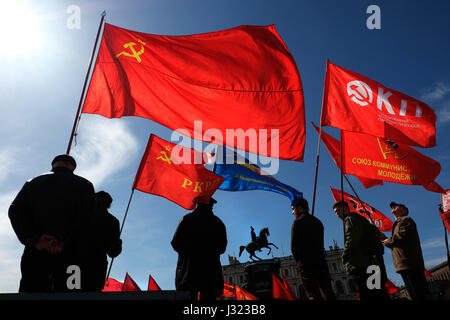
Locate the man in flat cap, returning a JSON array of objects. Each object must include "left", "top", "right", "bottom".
[
  {"left": 9, "top": 154, "right": 96, "bottom": 292},
  {"left": 171, "top": 198, "right": 227, "bottom": 300},
  {"left": 380, "top": 202, "right": 429, "bottom": 300}
]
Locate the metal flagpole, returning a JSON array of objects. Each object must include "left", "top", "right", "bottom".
[
  {"left": 311, "top": 59, "right": 329, "bottom": 216},
  {"left": 66, "top": 11, "right": 106, "bottom": 154},
  {"left": 105, "top": 188, "right": 135, "bottom": 282}
]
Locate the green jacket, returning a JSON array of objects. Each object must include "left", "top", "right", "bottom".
[
  {"left": 384, "top": 216, "right": 425, "bottom": 272},
  {"left": 343, "top": 212, "right": 382, "bottom": 274}
]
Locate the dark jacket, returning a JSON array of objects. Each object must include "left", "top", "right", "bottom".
[
  {"left": 8, "top": 167, "right": 96, "bottom": 253},
  {"left": 343, "top": 212, "right": 384, "bottom": 275},
  {"left": 171, "top": 206, "right": 227, "bottom": 297},
  {"left": 291, "top": 212, "right": 327, "bottom": 269},
  {"left": 384, "top": 216, "right": 425, "bottom": 272},
  {"left": 81, "top": 204, "right": 122, "bottom": 291}
]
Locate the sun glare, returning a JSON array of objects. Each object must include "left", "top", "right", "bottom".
[{"left": 0, "top": 1, "right": 43, "bottom": 56}]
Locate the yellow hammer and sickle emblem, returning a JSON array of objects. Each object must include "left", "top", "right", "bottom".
[
  {"left": 376, "top": 137, "right": 408, "bottom": 160},
  {"left": 156, "top": 146, "right": 173, "bottom": 165},
  {"left": 115, "top": 39, "right": 146, "bottom": 63}
]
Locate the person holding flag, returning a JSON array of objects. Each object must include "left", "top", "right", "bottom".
[
  {"left": 333, "top": 201, "right": 389, "bottom": 300},
  {"left": 381, "top": 202, "right": 429, "bottom": 300},
  {"left": 291, "top": 198, "right": 335, "bottom": 300},
  {"left": 171, "top": 198, "right": 227, "bottom": 300}
]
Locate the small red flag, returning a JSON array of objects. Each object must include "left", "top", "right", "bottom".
[
  {"left": 122, "top": 273, "right": 141, "bottom": 291},
  {"left": 235, "top": 285, "right": 259, "bottom": 300},
  {"left": 424, "top": 268, "right": 433, "bottom": 278},
  {"left": 281, "top": 273, "right": 297, "bottom": 300},
  {"left": 384, "top": 279, "right": 399, "bottom": 295},
  {"left": 82, "top": 23, "right": 305, "bottom": 161},
  {"left": 312, "top": 122, "right": 383, "bottom": 189},
  {"left": 330, "top": 187, "right": 394, "bottom": 232},
  {"left": 102, "top": 278, "right": 123, "bottom": 292},
  {"left": 147, "top": 274, "right": 161, "bottom": 291},
  {"left": 219, "top": 282, "right": 237, "bottom": 299},
  {"left": 341, "top": 130, "right": 441, "bottom": 188},
  {"left": 272, "top": 273, "right": 296, "bottom": 300},
  {"left": 133, "top": 134, "right": 224, "bottom": 210},
  {"left": 321, "top": 61, "right": 436, "bottom": 148}
]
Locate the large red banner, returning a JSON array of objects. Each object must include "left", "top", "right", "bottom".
[
  {"left": 330, "top": 187, "right": 394, "bottom": 232},
  {"left": 82, "top": 23, "right": 305, "bottom": 161},
  {"left": 321, "top": 61, "right": 436, "bottom": 148},
  {"left": 311, "top": 122, "right": 383, "bottom": 188},
  {"left": 133, "top": 134, "right": 224, "bottom": 210},
  {"left": 341, "top": 130, "right": 441, "bottom": 187}
]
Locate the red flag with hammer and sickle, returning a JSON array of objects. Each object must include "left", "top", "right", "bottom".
[
  {"left": 133, "top": 134, "right": 224, "bottom": 210},
  {"left": 82, "top": 23, "right": 305, "bottom": 161},
  {"left": 321, "top": 61, "right": 436, "bottom": 148}
]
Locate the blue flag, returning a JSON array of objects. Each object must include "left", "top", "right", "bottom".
[{"left": 213, "top": 148, "right": 302, "bottom": 205}]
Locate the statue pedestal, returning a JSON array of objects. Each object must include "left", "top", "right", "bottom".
[{"left": 244, "top": 260, "right": 280, "bottom": 300}]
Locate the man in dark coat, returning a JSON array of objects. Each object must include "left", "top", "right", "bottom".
[
  {"left": 333, "top": 200, "right": 389, "bottom": 300},
  {"left": 81, "top": 191, "right": 122, "bottom": 291},
  {"left": 8, "top": 154, "right": 96, "bottom": 292},
  {"left": 171, "top": 198, "right": 227, "bottom": 300},
  {"left": 381, "top": 202, "right": 429, "bottom": 300},
  {"left": 291, "top": 198, "right": 335, "bottom": 300}
]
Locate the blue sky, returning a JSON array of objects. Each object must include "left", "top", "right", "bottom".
[{"left": 0, "top": 0, "right": 449, "bottom": 292}]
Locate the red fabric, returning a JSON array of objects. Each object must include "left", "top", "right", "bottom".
[
  {"left": 384, "top": 279, "right": 399, "bottom": 295},
  {"left": 424, "top": 268, "right": 433, "bottom": 278},
  {"left": 221, "top": 281, "right": 236, "bottom": 298},
  {"left": 281, "top": 274, "right": 297, "bottom": 300},
  {"left": 272, "top": 273, "right": 296, "bottom": 300},
  {"left": 82, "top": 23, "right": 305, "bottom": 161},
  {"left": 424, "top": 181, "right": 445, "bottom": 194},
  {"left": 133, "top": 134, "right": 224, "bottom": 210},
  {"left": 235, "top": 285, "right": 259, "bottom": 300},
  {"left": 330, "top": 187, "right": 394, "bottom": 232},
  {"left": 341, "top": 130, "right": 441, "bottom": 188},
  {"left": 122, "top": 273, "right": 141, "bottom": 291},
  {"left": 102, "top": 278, "right": 123, "bottom": 292},
  {"left": 321, "top": 61, "right": 436, "bottom": 148},
  {"left": 440, "top": 210, "right": 450, "bottom": 235},
  {"left": 147, "top": 274, "right": 161, "bottom": 291},
  {"left": 311, "top": 122, "right": 383, "bottom": 188}
]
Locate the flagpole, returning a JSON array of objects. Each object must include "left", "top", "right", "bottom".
[
  {"left": 343, "top": 174, "right": 375, "bottom": 225},
  {"left": 66, "top": 11, "right": 106, "bottom": 154},
  {"left": 311, "top": 59, "right": 329, "bottom": 216},
  {"left": 105, "top": 188, "right": 135, "bottom": 281}
]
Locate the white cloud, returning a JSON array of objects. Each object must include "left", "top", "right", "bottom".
[
  {"left": 0, "top": 148, "right": 18, "bottom": 184},
  {"left": 71, "top": 117, "right": 139, "bottom": 188},
  {"left": 421, "top": 82, "right": 450, "bottom": 102},
  {"left": 0, "top": 192, "right": 23, "bottom": 293},
  {"left": 422, "top": 237, "right": 445, "bottom": 249}
]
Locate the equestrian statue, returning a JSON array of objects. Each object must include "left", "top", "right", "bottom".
[{"left": 239, "top": 226, "right": 278, "bottom": 261}]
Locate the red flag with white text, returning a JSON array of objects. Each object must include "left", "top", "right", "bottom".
[
  {"left": 133, "top": 134, "right": 224, "bottom": 210},
  {"left": 330, "top": 187, "right": 394, "bottom": 232},
  {"left": 321, "top": 61, "right": 436, "bottom": 148},
  {"left": 82, "top": 23, "right": 305, "bottom": 161}
]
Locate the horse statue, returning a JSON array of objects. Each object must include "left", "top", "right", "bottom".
[{"left": 239, "top": 227, "right": 278, "bottom": 261}]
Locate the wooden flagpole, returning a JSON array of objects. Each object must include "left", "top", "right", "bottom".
[
  {"left": 105, "top": 188, "right": 135, "bottom": 282},
  {"left": 311, "top": 59, "right": 329, "bottom": 216},
  {"left": 66, "top": 11, "right": 106, "bottom": 154}
]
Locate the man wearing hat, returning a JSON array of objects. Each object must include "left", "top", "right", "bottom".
[
  {"left": 171, "top": 197, "right": 227, "bottom": 300},
  {"left": 291, "top": 197, "right": 335, "bottom": 300},
  {"left": 381, "top": 202, "right": 429, "bottom": 300},
  {"left": 9, "top": 154, "right": 96, "bottom": 292}
]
